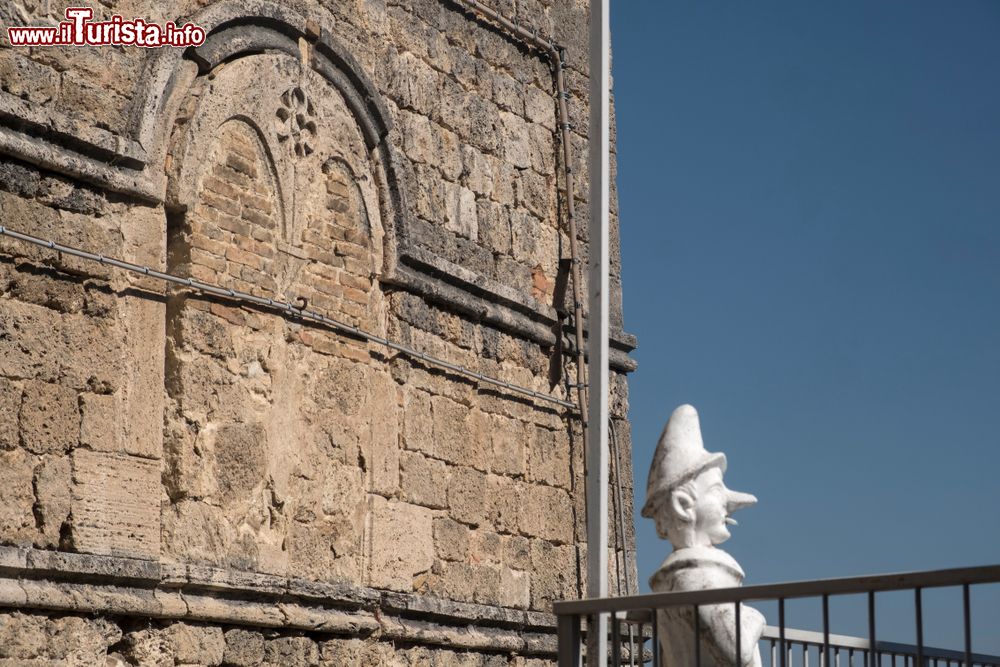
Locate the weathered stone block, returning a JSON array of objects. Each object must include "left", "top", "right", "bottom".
[
  {"left": 461, "top": 145, "right": 494, "bottom": 198},
  {"left": 476, "top": 200, "right": 512, "bottom": 256},
  {"left": 436, "top": 125, "right": 464, "bottom": 181},
  {"left": 440, "top": 561, "right": 500, "bottom": 604},
  {"left": 79, "top": 392, "right": 120, "bottom": 452},
  {"left": 167, "top": 623, "right": 224, "bottom": 666},
  {"left": 433, "top": 516, "right": 469, "bottom": 562},
  {"left": 0, "top": 55, "right": 59, "bottom": 104},
  {"left": 32, "top": 455, "right": 70, "bottom": 547},
  {"left": 528, "top": 425, "right": 570, "bottom": 489},
  {"left": 518, "top": 483, "right": 573, "bottom": 544},
  {"left": 503, "top": 534, "right": 532, "bottom": 570},
  {"left": 0, "top": 378, "right": 22, "bottom": 450},
  {"left": 516, "top": 169, "right": 551, "bottom": 221},
  {"left": 486, "top": 475, "right": 520, "bottom": 535},
  {"left": 70, "top": 449, "right": 159, "bottom": 558},
  {"left": 447, "top": 465, "right": 489, "bottom": 528},
  {"left": 18, "top": 380, "right": 79, "bottom": 455},
  {"left": 499, "top": 567, "right": 530, "bottom": 609},
  {"left": 528, "top": 122, "right": 557, "bottom": 175},
  {"left": 443, "top": 183, "right": 478, "bottom": 241},
  {"left": 319, "top": 638, "right": 396, "bottom": 667},
  {"left": 264, "top": 636, "right": 320, "bottom": 666},
  {"left": 161, "top": 499, "right": 239, "bottom": 569},
  {"left": 117, "top": 624, "right": 173, "bottom": 666},
  {"left": 471, "top": 530, "right": 502, "bottom": 564},
  {"left": 490, "top": 415, "right": 526, "bottom": 476},
  {"left": 287, "top": 519, "right": 353, "bottom": 582},
  {"left": 387, "top": 51, "right": 440, "bottom": 117},
  {"left": 400, "top": 451, "right": 449, "bottom": 509},
  {"left": 368, "top": 370, "right": 400, "bottom": 497},
  {"left": 431, "top": 398, "right": 489, "bottom": 472},
  {"left": 492, "top": 71, "right": 524, "bottom": 114},
  {"left": 500, "top": 111, "right": 532, "bottom": 170},
  {"left": 214, "top": 422, "right": 268, "bottom": 503},
  {"left": 369, "top": 496, "right": 434, "bottom": 592},
  {"left": 60, "top": 314, "right": 122, "bottom": 394},
  {"left": 223, "top": 629, "right": 265, "bottom": 667},
  {"left": 530, "top": 540, "right": 579, "bottom": 610},
  {"left": 162, "top": 417, "right": 214, "bottom": 502},
  {"left": 7, "top": 269, "right": 86, "bottom": 314},
  {"left": 0, "top": 448, "right": 35, "bottom": 544},
  {"left": 524, "top": 84, "right": 556, "bottom": 131},
  {"left": 402, "top": 110, "right": 438, "bottom": 165}
]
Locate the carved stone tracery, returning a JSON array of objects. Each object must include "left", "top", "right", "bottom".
[{"left": 275, "top": 86, "right": 318, "bottom": 158}]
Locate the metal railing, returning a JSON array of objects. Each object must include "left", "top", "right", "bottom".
[
  {"left": 552, "top": 564, "right": 1000, "bottom": 667},
  {"left": 758, "top": 626, "right": 1000, "bottom": 667}
]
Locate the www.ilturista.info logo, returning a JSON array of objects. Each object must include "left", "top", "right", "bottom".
[{"left": 6, "top": 7, "right": 207, "bottom": 47}]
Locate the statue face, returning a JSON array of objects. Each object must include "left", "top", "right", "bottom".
[
  {"left": 692, "top": 467, "right": 734, "bottom": 545},
  {"left": 657, "top": 464, "right": 757, "bottom": 549}
]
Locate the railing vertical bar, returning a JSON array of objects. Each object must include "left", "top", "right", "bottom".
[
  {"left": 823, "top": 594, "right": 831, "bottom": 667},
  {"left": 916, "top": 588, "right": 924, "bottom": 667},
  {"left": 557, "top": 613, "right": 582, "bottom": 667},
  {"left": 780, "top": 599, "right": 787, "bottom": 667},
  {"left": 612, "top": 612, "right": 622, "bottom": 667},
  {"left": 628, "top": 623, "right": 635, "bottom": 667},
  {"left": 652, "top": 610, "right": 660, "bottom": 667},
  {"left": 869, "top": 592, "right": 877, "bottom": 667},
  {"left": 806, "top": 643, "right": 811, "bottom": 667},
  {"left": 694, "top": 605, "right": 701, "bottom": 667},
  {"left": 771, "top": 639, "right": 777, "bottom": 667},
  {"left": 735, "top": 602, "right": 742, "bottom": 667},
  {"left": 963, "top": 583, "right": 972, "bottom": 667}
]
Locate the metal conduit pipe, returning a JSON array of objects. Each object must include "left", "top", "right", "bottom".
[
  {"left": 445, "top": 0, "right": 591, "bottom": 447},
  {"left": 0, "top": 225, "right": 575, "bottom": 410},
  {"left": 610, "top": 417, "right": 633, "bottom": 596}
]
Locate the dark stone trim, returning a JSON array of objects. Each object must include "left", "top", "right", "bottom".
[{"left": 0, "top": 546, "right": 558, "bottom": 655}]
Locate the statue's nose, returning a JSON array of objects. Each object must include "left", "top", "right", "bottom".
[{"left": 726, "top": 489, "right": 757, "bottom": 513}]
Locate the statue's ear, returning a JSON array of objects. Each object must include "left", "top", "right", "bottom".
[{"left": 670, "top": 489, "right": 696, "bottom": 524}]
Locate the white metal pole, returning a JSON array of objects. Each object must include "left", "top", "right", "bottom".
[{"left": 587, "top": 0, "right": 611, "bottom": 664}]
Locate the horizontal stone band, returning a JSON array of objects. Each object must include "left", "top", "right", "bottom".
[{"left": 0, "top": 546, "right": 558, "bottom": 656}]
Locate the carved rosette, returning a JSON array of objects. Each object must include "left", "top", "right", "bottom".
[{"left": 275, "top": 86, "right": 317, "bottom": 158}]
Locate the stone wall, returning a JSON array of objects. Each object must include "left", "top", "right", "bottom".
[
  {"left": 0, "top": 610, "right": 555, "bottom": 666},
  {"left": 0, "top": 0, "right": 636, "bottom": 664}
]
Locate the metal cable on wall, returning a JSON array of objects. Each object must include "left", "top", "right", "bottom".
[{"left": 0, "top": 224, "right": 575, "bottom": 410}]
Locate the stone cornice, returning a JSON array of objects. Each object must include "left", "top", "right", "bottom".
[{"left": 0, "top": 546, "right": 558, "bottom": 655}]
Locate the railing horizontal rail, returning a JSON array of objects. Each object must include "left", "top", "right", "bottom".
[
  {"left": 759, "top": 627, "right": 1000, "bottom": 664},
  {"left": 552, "top": 564, "right": 1000, "bottom": 615}
]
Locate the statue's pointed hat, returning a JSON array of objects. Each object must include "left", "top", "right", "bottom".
[{"left": 641, "top": 404, "right": 727, "bottom": 518}]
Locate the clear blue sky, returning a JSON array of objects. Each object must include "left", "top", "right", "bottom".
[{"left": 612, "top": 0, "right": 1000, "bottom": 652}]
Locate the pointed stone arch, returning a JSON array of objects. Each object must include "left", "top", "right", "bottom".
[
  {"left": 153, "top": 5, "right": 405, "bottom": 581},
  {"left": 135, "top": 1, "right": 411, "bottom": 278}
]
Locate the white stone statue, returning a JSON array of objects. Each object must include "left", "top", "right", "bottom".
[{"left": 641, "top": 404, "right": 765, "bottom": 667}]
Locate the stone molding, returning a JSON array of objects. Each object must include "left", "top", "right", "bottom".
[
  {"left": 0, "top": 1, "right": 638, "bottom": 367},
  {"left": 0, "top": 91, "right": 156, "bottom": 200},
  {"left": 0, "top": 546, "right": 558, "bottom": 656}
]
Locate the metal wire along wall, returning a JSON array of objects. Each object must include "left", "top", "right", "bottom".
[{"left": 0, "top": 224, "right": 575, "bottom": 409}]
